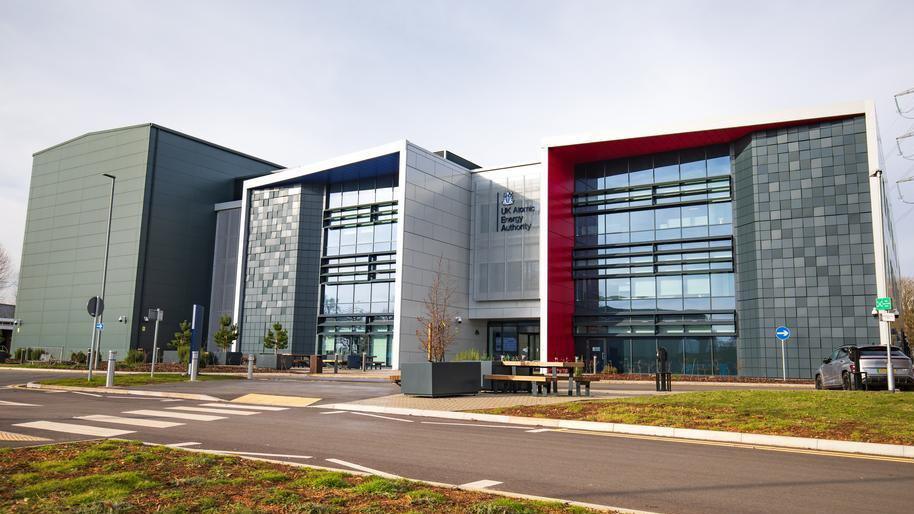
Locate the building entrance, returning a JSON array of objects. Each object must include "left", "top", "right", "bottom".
[{"left": 488, "top": 320, "right": 540, "bottom": 360}]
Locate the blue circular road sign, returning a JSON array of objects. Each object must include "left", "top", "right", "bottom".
[
  {"left": 96, "top": 322, "right": 104, "bottom": 330},
  {"left": 775, "top": 326, "right": 791, "bottom": 341}
]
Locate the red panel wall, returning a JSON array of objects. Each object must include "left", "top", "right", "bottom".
[{"left": 545, "top": 150, "right": 576, "bottom": 361}]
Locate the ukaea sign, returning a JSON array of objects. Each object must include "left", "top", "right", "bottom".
[{"left": 498, "top": 190, "right": 536, "bottom": 232}]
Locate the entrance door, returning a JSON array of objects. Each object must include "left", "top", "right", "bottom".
[
  {"left": 518, "top": 334, "right": 540, "bottom": 361},
  {"left": 586, "top": 338, "right": 606, "bottom": 372}
]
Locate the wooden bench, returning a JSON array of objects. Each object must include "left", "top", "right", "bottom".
[
  {"left": 573, "top": 374, "right": 601, "bottom": 396},
  {"left": 484, "top": 374, "right": 555, "bottom": 395},
  {"left": 388, "top": 374, "right": 401, "bottom": 386}
]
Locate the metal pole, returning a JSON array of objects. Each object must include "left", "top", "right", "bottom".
[
  {"left": 105, "top": 351, "right": 116, "bottom": 387},
  {"left": 94, "top": 175, "right": 116, "bottom": 371},
  {"left": 781, "top": 339, "right": 787, "bottom": 382},
  {"left": 885, "top": 319, "right": 896, "bottom": 392},
  {"left": 190, "top": 351, "right": 199, "bottom": 381},
  {"left": 88, "top": 319, "right": 97, "bottom": 380},
  {"left": 150, "top": 310, "right": 161, "bottom": 378},
  {"left": 247, "top": 353, "right": 254, "bottom": 380}
]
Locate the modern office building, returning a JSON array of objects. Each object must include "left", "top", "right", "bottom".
[
  {"left": 12, "top": 101, "right": 903, "bottom": 378},
  {"left": 12, "top": 124, "right": 280, "bottom": 358}
]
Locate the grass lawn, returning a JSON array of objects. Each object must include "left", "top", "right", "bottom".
[
  {"left": 0, "top": 440, "right": 600, "bottom": 514},
  {"left": 36, "top": 373, "right": 239, "bottom": 388},
  {"left": 477, "top": 390, "right": 914, "bottom": 446}
]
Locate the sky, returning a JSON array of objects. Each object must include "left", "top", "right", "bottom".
[{"left": 1, "top": 0, "right": 913, "bottom": 302}]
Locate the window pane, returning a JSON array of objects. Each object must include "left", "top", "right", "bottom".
[
  {"left": 630, "top": 210, "right": 654, "bottom": 231},
  {"left": 681, "top": 204, "right": 708, "bottom": 227},
  {"left": 604, "top": 160, "right": 628, "bottom": 189},
  {"left": 601, "top": 278, "right": 631, "bottom": 299},
  {"left": 684, "top": 274, "right": 710, "bottom": 297},
  {"left": 708, "top": 202, "right": 732, "bottom": 225},
  {"left": 629, "top": 156, "right": 653, "bottom": 185},
  {"left": 603, "top": 212, "right": 629, "bottom": 233},
  {"left": 653, "top": 152, "right": 679, "bottom": 183},
  {"left": 631, "top": 276, "right": 656, "bottom": 298},
  {"left": 655, "top": 207, "right": 681, "bottom": 229},
  {"left": 706, "top": 145, "right": 731, "bottom": 176},
  {"left": 657, "top": 276, "right": 682, "bottom": 298},
  {"left": 679, "top": 148, "right": 706, "bottom": 180},
  {"left": 711, "top": 273, "right": 735, "bottom": 297}
]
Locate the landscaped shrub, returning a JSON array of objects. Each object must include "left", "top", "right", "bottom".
[
  {"left": 455, "top": 348, "right": 489, "bottom": 361},
  {"left": 70, "top": 351, "right": 88, "bottom": 365},
  {"left": 124, "top": 349, "right": 146, "bottom": 365},
  {"left": 27, "top": 348, "right": 45, "bottom": 361}
]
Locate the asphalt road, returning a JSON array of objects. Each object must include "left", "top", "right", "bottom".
[{"left": 2, "top": 377, "right": 912, "bottom": 514}]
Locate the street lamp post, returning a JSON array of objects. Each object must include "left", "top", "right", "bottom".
[{"left": 91, "top": 173, "right": 116, "bottom": 371}]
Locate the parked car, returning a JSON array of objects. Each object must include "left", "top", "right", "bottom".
[{"left": 816, "top": 345, "right": 913, "bottom": 390}]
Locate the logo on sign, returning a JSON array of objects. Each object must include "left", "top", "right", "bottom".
[
  {"left": 502, "top": 191, "right": 514, "bottom": 206},
  {"left": 496, "top": 190, "right": 536, "bottom": 232}
]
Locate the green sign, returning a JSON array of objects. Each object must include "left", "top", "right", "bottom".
[{"left": 875, "top": 297, "right": 893, "bottom": 311}]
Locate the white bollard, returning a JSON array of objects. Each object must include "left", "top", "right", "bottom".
[
  {"left": 247, "top": 354, "right": 254, "bottom": 380},
  {"left": 190, "top": 351, "right": 199, "bottom": 382},
  {"left": 105, "top": 351, "right": 117, "bottom": 387}
]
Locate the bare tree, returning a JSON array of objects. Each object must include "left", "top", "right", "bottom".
[
  {"left": 900, "top": 276, "right": 914, "bottom": 344},
  {"left": 416, "top": 256, "right": 459, "bottom": 362},
  {"left": 0, "top": 245, "right": 16, "bottom": 302}
]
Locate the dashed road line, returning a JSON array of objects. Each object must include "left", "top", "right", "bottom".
[
  {"left": 460, "top": 479, "right": 503, "bottom": 489},
  {"left": 325, "top": 458, "right": 401, "bottom": 479},
  {"left": 199, "top": 403, "right": 288, "bottom": 411},
  {"left": 14, "top": 420, "right": 134, "bottom": 438},
  {"left": 207, "top": 450, "right": 312, "bottom": 459},
  {"left": 123, "top": 409, "right": 226, "bottom": 421},
  {"left": 75, "top": 414, "right": 184, "bottom": 428},
  {"left": 69, "top": 391, "right": 103, "bottom": 398},
  {"left": 319, "top": 411, "right": 347, "bottom": 415},
  {"left": 0, "top": 400, "right": 40, "bottom": 406},
  {"left": 525, "top": 428, "right": 554, "bottom": 433},
  {"left": 166, "top": 442, "right": 202, "bottom": 448},
  {"left": 351, "top": 412, "right": 413, "bottom": 423}
]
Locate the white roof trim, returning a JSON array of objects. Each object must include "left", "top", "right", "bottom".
[
  {"left": 541, "top": 101, "right": 870, "bottom": 149},
  {"left": 243, "top": 140, "right": 407, "bottom": 190}
]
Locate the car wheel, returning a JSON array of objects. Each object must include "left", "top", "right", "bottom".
[
  {"left": 815, "top": 375, "right": 823, "bottom": 390},
  {"left": 841, "top": 372, "right": 852, "bottom": 391}
]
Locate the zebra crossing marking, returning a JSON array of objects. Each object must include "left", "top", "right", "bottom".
[
  {"left": 123, "top": 409, "right": 226, "bottom": 421},
  {"left": 199, "top": 403, "right": 288, "bottom": 411},
  {"left": 14, "top": 420, "right": 135, "bottom": 438},
  {"left": 167, "top": 406, "right": 258, "bottom": 416},
  {"left": 75, "top": 414, "right": 185, "bottom": 428}
]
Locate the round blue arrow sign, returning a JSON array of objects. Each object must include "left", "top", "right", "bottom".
[
  {"left": 775, "top": 326, "right": 790, "bottom": 341},
  {"left": 96, "top": 322, "right": 104, "bottom": 330}
]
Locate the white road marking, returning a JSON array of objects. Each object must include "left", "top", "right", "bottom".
[
  {"left": 75, "top": 415, "right": 184, "bottom": 428},
  {"left": 460, "top": 479, "right": 503, "bottom": 489},
  {"left": 525, "top": 428, "right": 554, "bottom": 433},
  {"left": 14, "top": 420, "right": 135, "bottom": 437},
  {"left": 166, "top": 442, "right": 201, "bottom": 448},
  {"left": 420, "top": 421, "right": 527, "bottom": 430},
  {"left": 325, "top": 458, "right": 401, "bottom": 479},
  {"left": 351, "top": 412, "right": 413, "bottom": 423},
  {"left": 200, "top": 403, "right": 288, "bottom": 411},
  {"left": 167, "top": 406, "right": 258, "bottom": 416},
  {"left": 208, "top": 450, "right": 312, "bottom": 459},
  {"left": 161, "top": 399, "right": 183, "bottom": 402},
  {"left": 70, "top": 391, "right": 103, "bottom": 397},
  {"left": 0, "top": 400, "right": 40, "bottom": 406},
  {"left": 124, "top": 409, "right": 226, "bottom": 421},
  {"left": 319, "top": 411, "right": 347, "bottom": 415}
]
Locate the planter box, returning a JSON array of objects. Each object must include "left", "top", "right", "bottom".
[
  {"left": 401, "top": 361, "right": 481, "bottom": 397},
  {"left": 224, "top": 352, "right": 243, "bottom": 366},
  {"left": 257, "top": 353, "right": 277, "bottom": 369},
  {"left": 347, "top": 354, "right": 362, "bottom": 369},
  {"left": 162, "top": 351, "right": 180, "bottom": 364}
]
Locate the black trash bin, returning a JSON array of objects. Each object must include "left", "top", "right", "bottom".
[{"left": 347, "top": 354, "right": 362, "bottom": 369}]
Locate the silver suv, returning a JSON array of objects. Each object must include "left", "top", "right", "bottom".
[{"left": 816, "top": 345, "right": 913, "bottom": 390}]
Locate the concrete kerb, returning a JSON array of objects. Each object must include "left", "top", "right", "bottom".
[
  {"left": 315, "top": 403, "right": 914, "bottom": 459},
  {"left": 137, "top": 441, "right": 649, "bottom": 514},
  {"left": 23, "top": 382, "right": 223, "bottom": 402}
]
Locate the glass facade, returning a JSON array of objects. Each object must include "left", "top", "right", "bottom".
[
  {"left": 318, "top": 175, "right": 399, "bottom": 366},
  {"left": 573, "top": 144, "right": 737, "bottom": 375},
  {"left": 487, "top": 320, "right": 540, "bottom": 360}
]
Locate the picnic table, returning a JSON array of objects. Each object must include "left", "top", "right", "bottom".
[{"left": 495, "top": 360, "right": 588, "bottom": 396}]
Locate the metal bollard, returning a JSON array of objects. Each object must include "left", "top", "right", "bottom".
[
  {"left": 190, "top": 351, "right": 199, "bottom": 382},
  {"left": 105, "top": 351, "right": 117, "bottom": 387},
  {"left": 333, "top": 353, "right": 339, "bottom": 374},
  {"left": 247, "top": 354, "right": 254, "bottom": 380}
]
